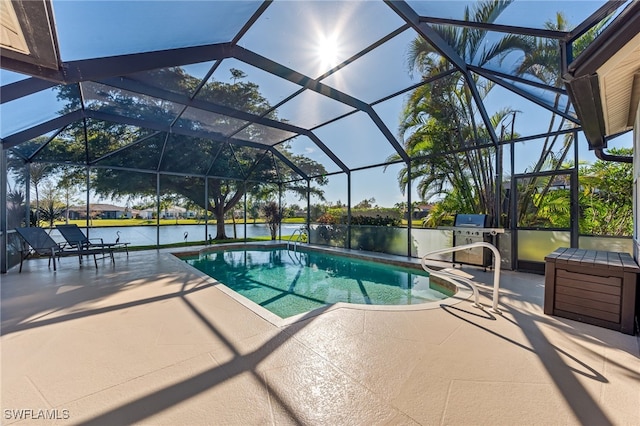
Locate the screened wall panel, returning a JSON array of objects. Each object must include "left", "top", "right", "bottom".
[
  {"left": 512, "top": 136, "right": 575, "bottom": 175},
  {"left": 209, "top": 144, "right": 266, "bottom": 181},
  {"left": 6, "top": 154, "right": 28, "bottom": 230},
  {"left": 8, "top": 131, "right": 59, "bottom": 161},
  {"left": 95, "top": 132, "right": 165, "bottom": 171},
  {"left": 82, "top": 82, "right": 182, "bottom": 124},
  {"left": 238, "top": 0, "right": 405, "bottom": 79},
  {"left": 407, "top": 0, "right": 607, "bottom": 30},
  {"left": 175, "top": 107, "right": 248, "bottom": 137},
  {"left": 126, "top": 63, "right": 217, "bottom": 98},
  {"left": 246, "top": 152, "right": 280, "bottom": 183},
  {"left": 88, "top": 168, "right": 156, "bottom": 224},
  {"left": 233, "top": 123, "right": 296, "bottom": 146},
  {"left": 0, "top": 86, "right": 80, "bottom": 138},
  {"left": 209, "top": 58, "right": 300, "bottom": 113},
  {"left": 314, "top": 112, "right": 400, "bottom": 169},
  {"left": 159, "top": 135, "right": 222, "bottom": 175},
  {"left": 275, "top": 136, "right": 342, "bottom": 176},
  {"left": 29, "top": 130, "right": 86, "bottom": 164},
  {"left": 159, "top": 175, "right": 207, "bottom": 245},
  {"left": 515, "top": 174, "right": 572, "bottom": 229},
  {"left": 52, "top": 1, "right": 262, "bottom": 60},
  {"left": 352, "top": 164, "right": 406, "bottom": 210},
  {"left": 275, "top": 89, "right": 355, "bottom": 130},
  {"left": 85, "top": 121, "right": 158, "bottom": 163},
  {"left": 315, "top": 173, "right": 347, "bottom": 214},
  {"left": 320, "top": 28, "right": 422, "bottom": 103},
  {"left": 578, "top": 141, "right": 633, "bottom": 237}
]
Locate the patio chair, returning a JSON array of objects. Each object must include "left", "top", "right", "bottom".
[
  {"left": 14, "top": 227, "right": 107, "bottom": 272},
  {"left": 56, "top": 224, "right": 128, "bottom": 256}
]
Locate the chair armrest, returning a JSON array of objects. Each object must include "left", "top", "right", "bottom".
[
  {"left": 58, "top": 243, "right": 79, "bottom": 252},
  {"left": 65, "top": 240, "right": 83, "bottom": 248}
]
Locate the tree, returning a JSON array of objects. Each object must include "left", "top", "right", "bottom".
[
  {"left": 354, "top": 198, "right": 376, "bottom": 209},
  {"left": 247, "top": 196, "right": 262, "bottom": 224},
  {"left": 390, "top": 0, "right": 529, "bottom": 219},
  {"left": 513, "top": 13, "right": 575, "bottom": 225},
  {"left": 11, "top": 68, "right": 327, "bottom": 240},
  {"left": 579, "top": 148, "right": 633, "bottom": 236},
  {"left": 7, "top": 184, "right": 26, "bottom": 229},
  {"left": 58, "top": 167, "right": 83, "bottom": 224},
  {"left": 514, "top": 13, "right": 610, "bottom": 226},
  {"left": 261, "top": 201, "right": 282, "bottom": 240},
  {"left": 28, "top": 163, "right": 51, "bottom": 226},
  {"left": 38, "top": 180, "right": 65, "bottom": 229}
]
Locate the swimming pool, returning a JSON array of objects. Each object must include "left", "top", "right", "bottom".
[{"left": 182, "top": 247, "right": 456, "bottom": 319}]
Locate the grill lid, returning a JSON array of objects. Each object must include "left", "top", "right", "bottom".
[{"left": 453, "top": 214, "right": 490, "bottom": 227}]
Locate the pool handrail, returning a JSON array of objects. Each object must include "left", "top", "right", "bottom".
[
  {"left": 420, "top": 241, "right": 502, "bottom": 314},
  {"left": 286, "top": 226, "right": 308, "bottom": 253},
  {"left": 422, "top": 263, "right": 483, "bottom": 310}
]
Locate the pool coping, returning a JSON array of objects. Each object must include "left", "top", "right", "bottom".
[{"left": 172, "top": 242, "right": 475, "bottom": 327}]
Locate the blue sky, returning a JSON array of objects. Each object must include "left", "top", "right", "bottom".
[{"left": 2, "top": 0, "right": 634, "bottom": 208}]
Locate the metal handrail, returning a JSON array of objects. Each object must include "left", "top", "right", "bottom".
[
  {"left": 421, "top": 242, "right": 502, "bottom": 314},
  {"left": 286, "top": 227, "right": 307, "bottom": 252}
]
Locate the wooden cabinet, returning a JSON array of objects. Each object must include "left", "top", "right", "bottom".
[{"left": 544, "top": 248, "right": 639, "bottom": 335}]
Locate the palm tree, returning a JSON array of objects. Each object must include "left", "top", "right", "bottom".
[
  {"left": 514, "top": 13, "right": 573, "bottom": 224},
  {"left": 7, "top": 185, "right": 26, "bottom": 228},
  {"left": 390, "top": 0, "right": 530, "bottom": 221},
  {"left": 38, "top": 181, "right": 65, "bottom": 229},
  {"left": 514, "top": 13, "right": 610, "bottom": 225},
  {"left": 29, "top": 163, "right": 51, "bottom": 226}
]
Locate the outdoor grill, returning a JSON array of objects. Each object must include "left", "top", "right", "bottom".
[{"left": 452, "top": 214, "right": 493, "bottom": 268}]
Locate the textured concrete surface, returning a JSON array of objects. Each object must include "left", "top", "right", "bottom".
[{"left": 1, "top": 245, "right": 639, "bottom": 425}]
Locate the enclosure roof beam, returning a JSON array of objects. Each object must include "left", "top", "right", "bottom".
[
  {"left": 566, "top": 0, "right": 628, "bottom": 43},
  {"left": 418, "top": 16, "right": 567, "bottom": 39},
  {"left": 474, "top": 67, "right": 581, "bottom": 124},
  {"left": 2, "top": 43, "right": 235, "bottom": 85},
  {"left": 0, "top": 77, "right": 58, "bottom": 104},
  {"left": 304, "top": 132, "right": 350, "bottom": 174},
  {"left": 468, "top": 65, "right": 567, "bottom": 95},
  {"left": 268, "top": 149, "right": 309, "bottom": 181}
]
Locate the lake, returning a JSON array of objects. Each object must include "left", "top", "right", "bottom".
[{"left": 48, "top": 223, "right": 304, "bottom": 247}]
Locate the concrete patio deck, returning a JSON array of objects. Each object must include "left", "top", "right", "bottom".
[{"left": 1, "top": 245, "right": 638, "bottom": 425}]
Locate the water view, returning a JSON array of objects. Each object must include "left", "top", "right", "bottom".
[{"left": 47, "top": 224, "right": 303, "bottom": 247}]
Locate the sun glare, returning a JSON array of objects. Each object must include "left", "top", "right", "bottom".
[{"left": 317, "top": 35, "right": 339, "bottom": 69}]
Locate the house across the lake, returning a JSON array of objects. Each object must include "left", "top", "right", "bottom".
[
  {"left": 138, "top": 207, "right": 196, "bottom": 220},
  {"left": 67, "top": 204, "right": 132, "bottom": 220}
]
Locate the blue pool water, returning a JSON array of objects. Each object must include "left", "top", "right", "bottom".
[{"left": 183, "top": 248, "right": 454, "bottom": 318}]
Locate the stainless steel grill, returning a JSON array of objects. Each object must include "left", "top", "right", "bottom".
[{"left": 452, "top": 214, "right": 493, "bottom": 268}]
